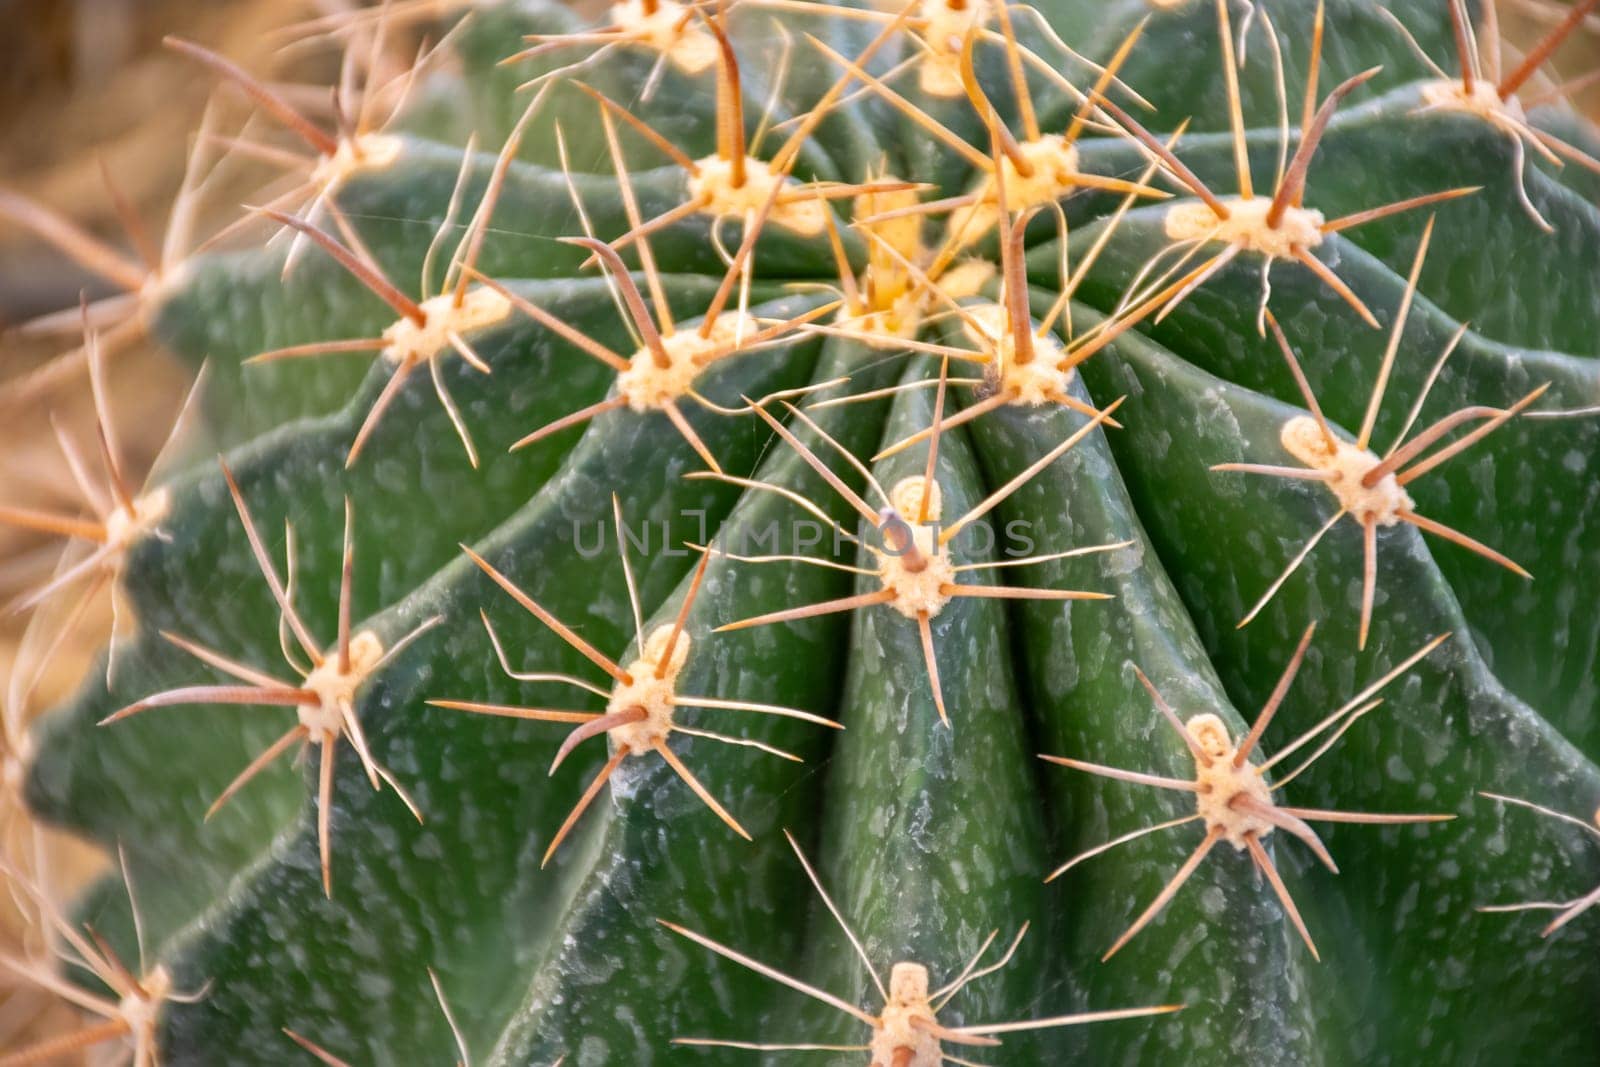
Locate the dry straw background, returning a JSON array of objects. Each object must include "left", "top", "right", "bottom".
[
  {"left": 0, "top": 2, "right": 440, "bottom": 1051},
  {"left": 0, "top": 0, "right": 1593, "bottom": 1058}
]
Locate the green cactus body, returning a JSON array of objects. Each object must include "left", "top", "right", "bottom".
[{"left": 11, "top": 0, "right": 1600, "bottom": 1064}]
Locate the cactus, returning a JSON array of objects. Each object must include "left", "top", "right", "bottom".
[{"left": 6, "top": 0, "right": 1600, "bottom": 1063}]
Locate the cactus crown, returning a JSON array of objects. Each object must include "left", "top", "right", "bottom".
[{"left": 4, "top": 0, "right": 1600, "bottom": 1064}]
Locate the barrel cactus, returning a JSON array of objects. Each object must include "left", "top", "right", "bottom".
[{"left": 6, "top": 0, "right": 1600, "bottom": 1063}]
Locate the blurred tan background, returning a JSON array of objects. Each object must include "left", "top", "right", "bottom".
[
  {"left": 0, "top": 2, "right": 422, "bottom": 1055},
  {"left": 0, "top": 0, "right": 334, "bottom": 811},
  {"left": 1, "top": 0, "right": 319, "bottom": 635},
  {"left": 0, "top": 0, "right": 1594, "bottom": 1058}
]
